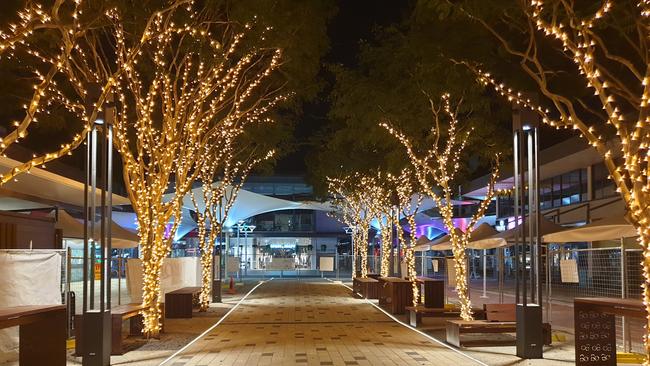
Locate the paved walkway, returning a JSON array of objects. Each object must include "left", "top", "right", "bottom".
[{"left": 162, "top": 279, "right": 483, "bottom": 366}]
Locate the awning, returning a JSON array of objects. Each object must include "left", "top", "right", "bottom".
[
  {"left": 542, "top": 216, "right": 637, "bottom": 243},
  {"left": 55, "top": 210, "right": 139, "bottom": 248},
  {"left": 0, "top": 155, "right": 130, "bottom": 208},
  {"left": 427, "top": 227, "right": 465, "bottom": 251},
  {"left": 413, "top": 236, "right": 431, "bottom": 252}
]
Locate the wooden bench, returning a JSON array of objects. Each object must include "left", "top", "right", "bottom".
[
  {"left": 165, "top": 286, "right": 201, "bottom": 318},
  {"left": 378, "top": 277, "right": 413, "bottom": 315},
  {"left": 405, "top": 304, "right": 486, "bottom": 327},
  {"left": 446, "top": 303, "right": 551, "bottom": 347},
  {"left": 415, "top": 277, "right": 444, "bottom": 308},
  {"left": 353, "top": 277, "right": 379, "bottom": 299},
  {"left": 75, "top": 303, "right": 164, "bottom": 355},
  {"left": 0, "top": 305, "right": 66, "bottom": 366}
]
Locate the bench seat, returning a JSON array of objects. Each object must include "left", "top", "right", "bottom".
[
  {"left": 165, "top": 286, "right": 201, "bottom": 318},
  {"left": 445, "top": 303, "right": 551, "bottom": 347},
  {"left": 405, "top": 305, "right": 485, "bottom": 327},
  {"left": 75, "top": 302, "right": 164, "bottom": 356}
]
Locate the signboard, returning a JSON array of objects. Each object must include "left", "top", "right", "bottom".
[
  {"left": 94, "top": 263, "right": 102, "bottom": 278},
  {"left": 226, "top": 256, "right": 240, "bottom": 274},
  {"left": 267, "top": 258, "right": 294, "bottom": 270},
  {"left": 446, "top": 258, "right": 456, "bottom": 287},
  {"left": 432, "top": 259, "right": 439, "bottom": 273},
  {"left": 560, "top": 259, "right": 579, "bottom": 283},
  {"left": 319, "top": 257, "right": 334, "bottom": 272}
]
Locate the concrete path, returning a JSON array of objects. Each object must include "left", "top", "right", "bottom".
[{"left": 162, "top": 279, "right": 484, "bottom": 366}]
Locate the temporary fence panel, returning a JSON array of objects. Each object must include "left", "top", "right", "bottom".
[{"left": 0, "top": 249, "right": 64, "bottom": 363}]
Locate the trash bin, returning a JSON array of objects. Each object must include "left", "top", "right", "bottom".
[{"left": 212, "top": 279, "right": 222, "bottom": 303}]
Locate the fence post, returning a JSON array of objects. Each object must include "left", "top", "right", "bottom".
[
  {"left": 498, "top": 248, "right": 504, "bottom": 304},
  {"left": 481, "top": 249, "right": 488, "bottom": 298},
  {"left": 545, "top": 248, "right": 551, "bottom": 323},
  {"left": 621, "top": 239, "right": 630, "bottom": 352}
]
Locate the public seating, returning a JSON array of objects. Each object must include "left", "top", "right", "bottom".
[
  {"left": 0, "top": 305, "right": 66, "bottom": 366},
  {"left": 165, "top": 286, "right": 201, "bottom": 318},
  {"left": 352, "top": 277, "right": 379, "bottom": 299},
  {"left": 445, "top": 303, "right": 551, "bottom": 347},
  {"left": 75, "top": 302, "right": 163, "bottom": 355},
  {"left": 378, "top": 277, "right": 413, "bottom": 314}
]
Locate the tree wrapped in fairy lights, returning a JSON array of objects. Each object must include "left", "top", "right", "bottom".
[
  {"left": 1, "top": 0, "right": 285, "bottom": 336},
  {"left": 191, "top": 145, "right": 274, "bottom": 312},
  {"left": 382, "top": 94, "right": 499, "bottom": 320},
  {"left": 455, "top": 0, "right": 650, "bottom": 355},
  {"left": 362, "top": 172, "right": 394, "bottom": 278},
  {"left": 0, "top": 0, "right": 191, "bottom": 183},
  {"left": 114, "top": 18, "right": 282, "bottom": 336},
  {"left": 389, "top": 169, "right": 423, "bottom": 306},
  {"left": 328, "top": 174, "right": 376, "bottom": 278}
]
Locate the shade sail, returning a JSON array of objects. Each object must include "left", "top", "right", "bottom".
[
  {"left": 55, "top": 210, "right": 139, "bottom": 248},
  {"left": 542, "top": 216, "right": 637, "bottom": 243}
]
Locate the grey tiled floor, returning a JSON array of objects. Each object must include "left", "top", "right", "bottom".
[{"left": 163, "top": 279, "right": 483, "bottom": 366}]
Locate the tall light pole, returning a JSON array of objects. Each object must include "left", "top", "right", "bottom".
[{"left": 82, "top": 83, "right": 113, "bottom": 366}]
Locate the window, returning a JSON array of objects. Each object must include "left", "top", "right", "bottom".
[
  {"left": 593, "top": 163, "right": 616, "bottom": 199},
  {"left": 540, "top": 179, "right": 553, "bottom": 210}
]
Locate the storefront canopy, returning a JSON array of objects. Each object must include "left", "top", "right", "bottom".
[{"left": 542, "top": 216, "right": 637, "bottom": 243}]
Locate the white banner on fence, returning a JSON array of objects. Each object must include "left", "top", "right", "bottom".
[
  {"left": 560, "top": 259, "right": 579, "bottom": 283},
  {"left": 0, "top": 251, "right": 62, "bottom": 363},
  {"left": 126, "top": 257, "right": 201, "bottom": 303},
  {"left": 319, "top": 257, "right": 334, "bottom": 272},
  {"left": 446, "top": 258, "right": 456, "bottom": 287}
]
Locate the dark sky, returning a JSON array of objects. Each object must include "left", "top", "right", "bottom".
[{"left": 273, "top": 0, "right": 412, "bottom": 175}]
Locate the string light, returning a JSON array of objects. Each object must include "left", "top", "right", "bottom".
[
  {"left": 191, "top": 149, "right": 275, "bottom": 311},
  {"left": 382, "top": 94, "right": 500, "bottom": 320},
  {"left": 466, "top": 1, "right": 650, "bottom": 359},
  {"left": 16, "top": 2, "right": 287, "bottom": 336}
]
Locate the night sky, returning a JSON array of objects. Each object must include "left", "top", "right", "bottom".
[{"left": 273, "top": 0, "right": 412, "bottom": 175}]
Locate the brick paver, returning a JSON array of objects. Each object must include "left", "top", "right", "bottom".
[{"left": 163, "top": 279, "right": 484, "bottom": 366}]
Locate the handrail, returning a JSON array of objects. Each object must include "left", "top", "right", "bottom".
[{"left": 542, "top": 197, "right": 620, "bottom": 224}]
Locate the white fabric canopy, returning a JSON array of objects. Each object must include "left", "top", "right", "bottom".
[
  {"left": 427, "top": 228, "right": 464, "bottom": 251},
  {"left": 413, "top": 236, "right": 432, "bottom": 252},
  {"left": 0, "top": 155, "right": 130, "bottom": 207},
  {"left": 542, "top": 216, "right": 637, "bottom": 243},
  {"left": 55, "top": 210, "right": 139, "bottom": 248},
  {"left": 178, "top": 184, "right": 335, "bottom": 228}
]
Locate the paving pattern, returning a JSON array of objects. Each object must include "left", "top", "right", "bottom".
[{"left": 163, "top": 279, "right": 483, "bottom": 366}]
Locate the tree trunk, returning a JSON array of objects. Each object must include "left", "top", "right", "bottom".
[{"left": 451, "top": 242, "right": 473, "bottom": 321}]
